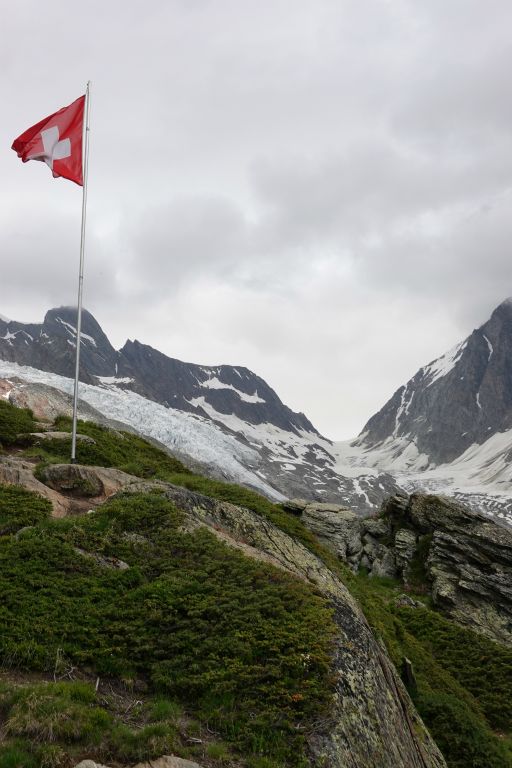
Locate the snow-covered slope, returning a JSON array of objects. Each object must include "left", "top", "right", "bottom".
[{"left": 331, "top": 434, "right": 512, "bottom": 526}]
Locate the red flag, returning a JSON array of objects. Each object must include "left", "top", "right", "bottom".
[{"left": 12, "top": 95, "right": 85, "bottom": 186}]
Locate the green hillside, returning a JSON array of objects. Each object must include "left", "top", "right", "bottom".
[{"left": 0, "top": 401, "right": 511, "bottom": 768}]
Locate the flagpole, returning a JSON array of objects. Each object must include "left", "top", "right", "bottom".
[{"left": 71, "top": 81, "right": 91, "bottom": 463}]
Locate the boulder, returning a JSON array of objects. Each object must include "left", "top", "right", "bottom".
[
  {"left": 39, "top": 463, "right": 135, "bottom": 499},
  {"left": 0, "top": 457, "right": 138, "bottom": 518},
  {"left": 133, "top": 758, "right": 203, "bottom": 768},
  {"left": 0, "top": 456, "right": 69, "bottom": 517},
  {"left": 30, "top": 431, "right": 96, "bottom": 444},
  {"left": 75, "top": 760, "right": 204, "bottom": 768},
  {"left": 300, "top": 502, "right": 363, "bottom": 565},
  {"left": 281, "top": 497, "right": 309, "bottom": 514}
]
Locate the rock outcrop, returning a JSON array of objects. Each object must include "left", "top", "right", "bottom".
[
  {"left": 296, "top": 493, "right": 512, "bottom": 647},
  {"left": 39, "top": 463, "right": 135, "bottom": 500},
  {"left": 0, "top": 457, "right": 70, "bottom": 517},
  {"left": 115, "top": 480, "right": 446, "bottom": 768},
  {"left": 0, "top": 457, "right": 138, "bottom": 517}
]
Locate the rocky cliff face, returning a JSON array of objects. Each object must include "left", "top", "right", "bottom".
[
  {"left": 292, "top": 493, "right": 512, "bottom": 647},
  {"left": 360, "top": 298, "right": 512, "bottom": 464}
]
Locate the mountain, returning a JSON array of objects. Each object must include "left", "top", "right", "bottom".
[
  {"left": 335, "top": 298, "right": 512, "bottom": 524},
  {"left": 0, "top": 307, "right": 315, "bottom": 435},
  {"left": 360, "top": 298, "right": 512, "bottom": 464},
  {"left": 0, "top": 307, "right": 400, "bottom": 512}
]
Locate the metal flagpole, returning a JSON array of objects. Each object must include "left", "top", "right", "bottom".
[{"left": 71, "top": 81, "right": 91, "bottom": 463}]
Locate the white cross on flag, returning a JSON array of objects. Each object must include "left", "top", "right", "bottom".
[{"left": 12, "top": 95, "right": 85, "bottom": 185}]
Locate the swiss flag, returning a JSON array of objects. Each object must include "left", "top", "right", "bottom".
[{"left": 12, "top": 95, "right": 85, "bottom": 186}]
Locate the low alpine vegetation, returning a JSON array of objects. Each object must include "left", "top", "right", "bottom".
[{"left": 0, "top": 488, "right": 336, "bottom": 768}]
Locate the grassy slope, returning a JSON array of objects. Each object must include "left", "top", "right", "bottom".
[{"left": 0, "top": 405, "right": 511, "bottom": 767}]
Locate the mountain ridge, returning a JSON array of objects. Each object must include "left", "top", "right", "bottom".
[{"left": 0, "top": 306, "right": 317, "bottom": 437}]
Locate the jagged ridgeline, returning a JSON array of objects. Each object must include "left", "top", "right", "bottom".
[{"left": 0, "top": 398, "right": 511, "bottom": 768}]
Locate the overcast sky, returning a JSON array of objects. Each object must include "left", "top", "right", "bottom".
[{"left": 2, "top": 0, "right": 512, "bottom": 439}]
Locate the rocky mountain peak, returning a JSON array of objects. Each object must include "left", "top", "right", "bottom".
[
  {"left": 0, "top": 306, "right": 319, "bottom": 439},
  {"left": 360, "top": 299, "right": 512, "bottom": 465}
]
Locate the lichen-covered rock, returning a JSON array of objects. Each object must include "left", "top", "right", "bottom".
[
  {"left": 371, "top": 548, "right": 397, "bottom": 578},
  {"left": 300, "top": 502, "right": 363, "bottom": 566},
  {"left": 281, "top": 497, "right": 310, "bottom": 514},
  {"left": 394, "top": 528, "right": 418, "bottom": 576},
  {"left": 385, "top": 493, "right": 512, "bottom": 646},
  {"left": 299, "top": 490, "right": 512, "bottom": 647}
]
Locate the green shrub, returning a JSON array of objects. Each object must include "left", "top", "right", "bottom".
[
  {"left": 107, "top": 721, "right": 179, "bottom": 762},
  {"left": 416, "top": 692, "right": 511, "bottom": 768},
  {"left": 0, "top": 401, "right": 35, "bottom": 447},
  {"left": 0, "top": 485, "right": 51, "bottom": 534},
  {"left": 0, "top": 741, "right": 38, "bottom": 768},
  {"left": 0, "top": 492, "right": 336, "bottom": 766},
  {"left": 148, "top": 697, "right": 182, "bottom": 723},
  {"left": 349, "top": 573, "right": 512, "bottom": 768},
  {"left": 4, "top": 682, "right": 111, "bottom": 744},
  {"left": 397, "top": 605, "right": 512, "bottom": 731}
]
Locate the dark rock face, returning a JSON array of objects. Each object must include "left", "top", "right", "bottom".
[
  {"left": 0, "top": 307, "right": 116, "bottom": 381},
  {"left": 298, "top": 492, "right": 512, "bottom": 647},
  {"left": 117, "top": 338, "right": 316, "bottom": 434},
  {"left": 360, "top": 298, "right": 512, "bottom": 464},
  {"left": 0, "top": 307, "right": 316, "bottom": 435}
]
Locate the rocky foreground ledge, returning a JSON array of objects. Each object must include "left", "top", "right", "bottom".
[{"left": 287, "top": 494, "right": 512, "bottom": 647}]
